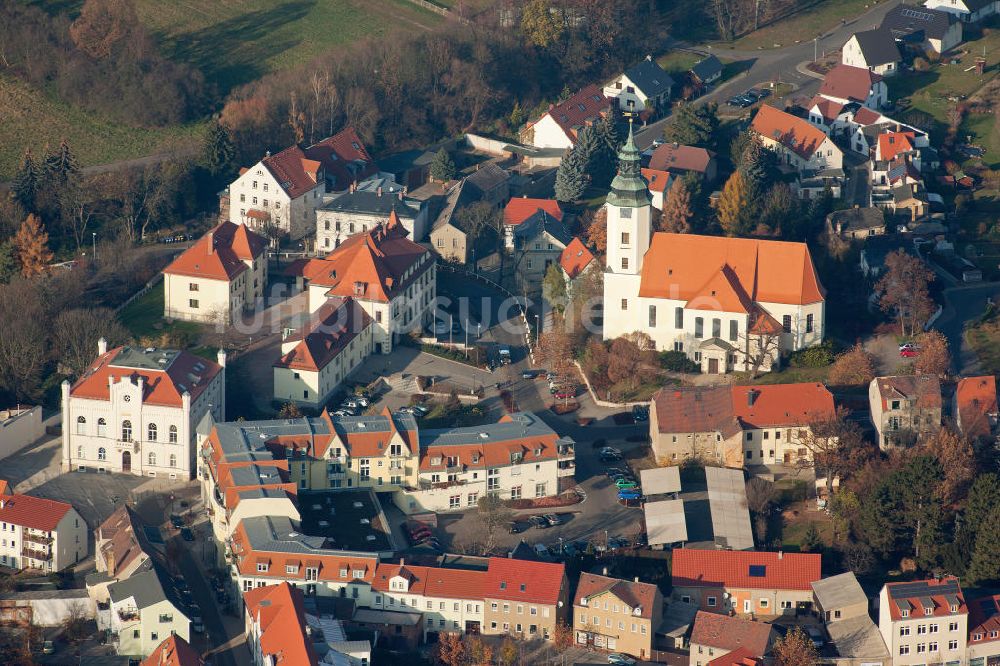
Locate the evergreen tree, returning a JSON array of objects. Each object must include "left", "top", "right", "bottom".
[
  {"left": 800, "top": 523, "right": 822, "bottom": 553},
  {"left": 663, "top": 103, "right": 719, "bottom": 148},
  {"left": 555, "top": 147, "right": 587, "bottom": 202},
  {"left": 574, "top": 126, "right": 600, "bottom": 166},
  {"left": 967, "top": 505, "right": 1000, "bottom": 584},
  {"left": 598, "top": 113, "right": 622, "bottom": 153},
  {"left": 716, "top": 171, "right": 751, "bottom": 236},
  {"left": 959, "top": 473, "right": 1000, "bottom": 554},
  {"left": 43, "top": 139, "right": 78, "bottom": 185},
  {"left": 579, "top": 123, "right": 615, "bottom": 190},
  {"left": 203, "top": 121, "right": 236, "bottom": 179},
  {"left": 739, "top": 135, "right": 779, "bottom": 202},
  {"left": 660, "top": 180, "right": 693, "bottom": 233},
  {"left": 430, "top": 148, "right": 457, "bottom": 182},
  {"left": 12, "top": 213, "right": 54, "bottom": 278},
  {"left": 0, "top": 241, "right": 16, "bottom": 285},
  {"left": 13, "top": 149, "right": 39, "bottom": 212}
]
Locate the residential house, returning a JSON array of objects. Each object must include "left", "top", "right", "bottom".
[
  {"left": 316, "top": 183, "right": 427, "bottom": 250},
  {"left": 827, "top": 207, "right": 886, "bottom": 239},
  {"left": 106, "top": 561, "right": 191, "bottom": 659},
  {"left": 162, "top": 222, "right": 268, "bottom": 324},
  {"left": 647, "top": 144, "right": 718, "bottom": 182},
  {"left": 817, "top": 65, "right": 888, "bottom": 109},
  {"left": 689, "top": 55, "right": 724, "bottom": 91},
  {"left": 604, "top": 56, "right": 675, "bottom": 115},
  {"left": 430, "top": 180, "right": 475, "bottom": 264},
  {"left": 869, "top": 375, "right": 942, "bottom": 447},
  {"left": 603, "top": 125, "right": 826, "bottom": 372},
  {"left": 750, "top": 105, "right": 844, "bottom": 173},
  {"left": 813, "top": 572, "right": 890, "bottom": 666},
  {"left": 503, "top": 197, "right": 564, "bottom": 249},
  {"left": 878, "top": 577, "right": 967, "bottom": 666},
  {"left": 523, "top": 84, "right": 611, "bottom": 150},
  {"left": 841, "top": 29, "right": 901, "bottom": 76},
  {"left": 641, "top": 168, "right": 674, "bottom": 210},
  {"left": 672, "top": 549, "right": 822, "bottom": 617},
  {"left": 272, "top": 297, "right": 374, "bottom": 409},
  {"left": 889, "top": 182, "right": 931, "bottom": 221},
  {"left": 228, "top": 128, "right": 377, "bottom": 240},
  {"left": 378, "top": 147, "right": 436, "bottom": 191},
  {"left": 558, "top": 237, "right": 597, "bottom": 293},
  {"left": 91, "top": 505, "right": 160, "bottom": 590},
  {"left": 882, "top": 3, "right": 963, "bottom": 54},
  {"left": 481, "top": 557, "right": 569, "bottom": 640},
  {"left": 573, "top": 572, "right": 664, "bottom": 659},
  {"left": 812, "top": 572, "right": 869, "bottom": 624},
  {"left": 464, "top": 162, "right": 511, "bottom": 210},
  {"left": 924, "top": 0, "right": 1000, "bottom": 23},
  {"left": 954, "top": 375, "right": 999, "bottom": 442},
  {"left": 688, "top": 611, "right": 774, "bottom": 666},
  {"left": 369, "top": 560, "right": 488, "bottom": 640},
  {"left": 61, "top": 341, "right": 226, "bottom": 480},
  {"left": 511, "top": 207, "right": 572, "bottom": 294},
  {"left": 291, "top": 218, "right": 436, "bottom": 354},
  {"left": 649, "top": 383, "right": 836, "bottom": 468},
  {"left": 0, "top": 491, "right": 86, "bottom": 572},
  {"left": 244, "top": 582, "right": 319, "bottom": 666},
  {"left": 859, "top": 235, "right": 918, "bottom": 278},
  {"left": 967, "top": 594, "right": 1000, "bottom": 665},
  {"left": 141, "top": 635, "right": 203, "bottom": 666},
  {"left": 401, "top": 412, "right": 576, "bottom": 515},
  {"left": 705, "top": 647, "right": 763, "bottom": 666}
]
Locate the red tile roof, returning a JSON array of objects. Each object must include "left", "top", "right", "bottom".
[
  {"left": 968, "top": 594, "right": 1000, "bottom": 644},
  {"left": 883, "top": 577, "right": 965, "bottom": 621},
  {"left": 751, "top": 105, "right": 829, "bottom": 160},
  {"left": 853, "top": 106, "right": 883, "bottom": 125},
  {"left": 672, "top": 550, "right": 821, "bottom": 591},
  {"left": 274, "top": 297, "right": 372, "bottom": 372},
  {"left": 819, "top": 64, "right": 882, "bottom": 103},
  {"left": 164, "top": 221, "right": 267, "bottom": 282},
  {"left": 873, "top": 375, "right": 941, "bottom": 410},
  {"left": 0, "top": 494, "right": 73, "bottom": 532},
  {"left": 293, "top": 223, "right": 430, "bottom": 304},
  {"left": 243, "top": 583, "right": 319, "bottom": 666},
  {"left": 691, "top": 613, "right": 772, "bottom": 656},
  {"left": 807, "top": 95, "right": 846, "bottom": 123},
  {"left": 141, "top": 635, "right": 203, "bottom": 666},
  {"left": 371, "top": 562, "right": 488, "bottom": 599},
  {"left": 484, "top": 557, "right": 565, "bottom": 605},
  {"left": 706, "top": 646, "right": 763, "bottom": 666},
  {"left": 638, "top": 233, "right": 825, "bottom": 306},
  {"left": 535, "top": 84, "right": 611, "bottom": 143},
  {"left": 648, "top": 144, "right": 714, "bottom": 174},
  {"left": 70, "top": 347, "right": 223, "bottom": 408},
  {"left": 262, "top": 145, "right": 321, "bottom": 199},
  {"left": 956, "top": 375, "right": 998, "bottom": 440},
  {"left": 575, "top": 573, "right": 660, "bottom": 619},
  {"left": 232, "top": 522, "right": 377, "bottom": 585},
  {"left": 558, "top": 237, "right": 595, "bottom": 280},
  {"left": 641, "top": 168, "right": 674, "bottom": 194},
  {"left": 0, "top": 480, "right": 9, "bottom": 496},
  {"left": 305, "top": 127, "right": 378, "bottom": 192},
  {"left": 504, "top": 198, "right": 564, "bottom": 227},
  {"left": 878, "top": 131, "right": 917, "bottom": 162}
]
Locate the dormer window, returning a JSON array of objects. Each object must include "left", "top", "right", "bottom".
[
  {"left": 901, "top": 609, "right": 909, "bottom": 618},
  {"left": 533, "top": 447, "right": 541, "bottom": 456},
  {"left": 925, "top": 606, "right": 935, "bottom": 615},
  {"left": 340, "top": 568, "right": 349, "bottom": 577},
  {"left": 950, "top": 604, "right": 959, "bottom": 613},
  {"left": 499, "top": 582, "right": 507, "bottom": 590},
  {"left": 431, "top": 457, "right": 442, "bottom": 466},
  {"left": 257, "top": 562, "right": 268, "bottom": 573},
  {"left": 520, "top": 584, "right": 526, "bottom": 592}
]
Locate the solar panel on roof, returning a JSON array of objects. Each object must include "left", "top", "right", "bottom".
[
  {"left": 900, "top": 7, "right": 933, "bottom": 21},
  {"left": 980, "top": 599, "right": 998, "bottom": 618},
  {"left": 748, "top": 565, "right": 766, "bottom": 577}
]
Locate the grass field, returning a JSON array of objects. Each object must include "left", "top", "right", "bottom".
[
  {"left": 965, "top": 316, "right": 1000, "bottom": 374},
  {"left": 131, "top": 0, "right": 443, "bottom": 93},
  {"left": 716, "top": 0, "right": 871, "bottom": 51},
  {"left": 0, "top": 75, "right": 206, "bottom": 180},
  {"left": 118, "top": 281, "right": 203, "bottom": 342}
]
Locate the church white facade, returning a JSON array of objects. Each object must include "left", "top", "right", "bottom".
[{"left": 601, "top": 126, "right": 826, "bottom": 375}]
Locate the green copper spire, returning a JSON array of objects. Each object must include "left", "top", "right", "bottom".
[{"left": 606, "top": 119, "right": 652, "bottom": 209}]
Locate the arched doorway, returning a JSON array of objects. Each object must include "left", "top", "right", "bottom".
[{"left": 122, "top": 451, "right": 131, "bottom": 473}]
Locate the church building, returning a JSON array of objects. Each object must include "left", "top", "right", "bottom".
[{"left": 601, "top": 125, "right": 826, "bottom": 374}]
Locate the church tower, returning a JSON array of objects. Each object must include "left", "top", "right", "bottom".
[{"left": 604, "top": 121, "right": 652, "bottom": 276}]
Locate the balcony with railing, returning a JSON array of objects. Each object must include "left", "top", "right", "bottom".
[
  {"left": 23, "top": 532, "right": 53, "bottom": 546},
  {"left": 21, "top": 546, "right": 51, "bottom": 562},
  {"left": 116, "top": 608, "right": 139, "bottom": 623}
]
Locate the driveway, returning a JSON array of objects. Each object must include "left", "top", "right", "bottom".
[{"left": 934, "top": 282, "right": 1000, "bottom": 373}]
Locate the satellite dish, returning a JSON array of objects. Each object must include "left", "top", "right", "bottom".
[{"left": 723, "top": 592, "right": 731, "bottom": 599}]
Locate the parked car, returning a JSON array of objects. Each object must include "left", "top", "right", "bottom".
[
  {"left": 508, "top": 521, "right": 526, "bottom": 534},
  {"left": 533, "top": 543, "right": 550, "bottom": 558},
  {"left": 601, "top": 453, "right": 623, "bottom": 463},
  {"left": 615, "top": 480, "right": 639, "bottom": 490},
  {"left": 411, "top": 404, "right": 429, "bottom": 416},
  {"left": 333, "top": 409, "right": 353, "bottom": 418},
  {"left": 180, "top": 527, "right": 195, "bottom": 542},
  {"left": 755, "top": 88, "right": 772, "bottom": 99},
  {"left": 341, "top": 399, "right": 360, "bottom": 410},
  {"left": 521, "top": 369, "right": 538, "bottom": 379},
  {"left": 608, "top": 653, "right": 636, "bottom": 665},
  {"left": 601, "top": 446, "right": 623, "bottom": 456},
  {"left": 543, "top": 513, "right": 560, "bottom": 526},
  {"left": 606, "top": 468, "right": 628, "bottom": 478},
  {"left": 169, "top": 515, "right": 184, "bottom": 529},
  {"left": 42, "top": 641, "right": 55, "bottom": 655},
  {"left": 618, "top": 489, "right": 643, "bottom": 501},
  {"left": 529, "top": 515, "right": 549, "bottom": 529},
  {"left": 900, "top": 347, "right": 919, "bottom": 358},
  {"left": 192, "top": 619, "right": 205, "bottom": 633},
  {"left": 632, "top": 405, "right": 649, "bottom": 422}
]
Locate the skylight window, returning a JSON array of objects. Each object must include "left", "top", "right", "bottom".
[{"left": 748, "top": 565, "right": 766, "bottom": 577}]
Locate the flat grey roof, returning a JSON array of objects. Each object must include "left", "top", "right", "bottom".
[
  {"left": 418, "top": 412, "right": 562, "bottom": 449},
  {"left": 812, "top": 572, "right": 867, "bottom": 611},
  {"left": 658, "top": 600, "right": 699, "bottom": 638},
  {"left": 705, "top": 466, "right": 754, "bottom": 551},
  {"left": 110, "top": 346, "right": 181, "bottom": 371},
  {"left": 827, "top": 615, "right": 890, "bottom": 659},
  {"left": 644, "top": 499, "right": 688, "bottom": 547},
  {"left": 640, "top": 466, "right": 681, "bottom": 496},
  {"left": 353, "top": 608, "right": 422, "bottom": 626}
]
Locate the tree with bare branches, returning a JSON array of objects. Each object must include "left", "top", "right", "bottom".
[
  {"left": 876, "top": 250, "right": 936, "bottom": 337},
  {"left": 828, "top": 344, "right": 876, "bottom": 386}
]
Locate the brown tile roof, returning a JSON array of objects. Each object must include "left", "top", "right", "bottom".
[
  {"left": 853, "top": 106, "right": 883, "bottom": 125},
  {"left": 648, "top": 144, "right": 714, "bottom": 174},
  {"left": 97, "top": 505, "right": 153, "bottom": 577},
  {"left": 750, "top": 105, "right": 829, "bottom": 160},
  {"left": 575, "top": 573, "right": 660, "bottom": 619},
  {"left": 690, "top": 611, "right": 772, "bottom": 655},
  {"left": 673, "top": 550, "right": 821, "bottom": 592},
  {"left": 808, "top": 95, "right": 847, "bottom": 123},
  {"left": 536, "top": 84, "right": 611, "bottom": 143},
  {"left": 141, "top": 635, "right": 203, "bottom": 666},
  {"left": 873, "top": 375, "right": 942, "bottom": 410},
  {"left": 243, "top": 583, "right": 319, "bottom": 666},
  {"left": 484, "top": 557, "right": 565, "bottom": 605},
  {"left": 262, "top": 145, "right": 321, "bottom": 199},
  {"left": 274, "top": 297, "right": 372, "bottom": 372},
  {"left": 638, "top": 233, "right": 825, "bottom": 306},
  {"left": 558, "top": 237, "right": 595, "bottom": 280},
  {"left": 819, "top": 64, "right": 882, "bottom": 103},
  {"left": 0, "top": 494, "right": 73, "bottom": 532},
  {"left": 371, "top": 562, "right": 488, "bottom": 599},
  {"left": 164, "top": 221, "right": 267, "bottom": 282},
  {"left": 305, "top": 127, "right": 378, "bottom": 192},
  {"left": 955, "top": 375, "right": 998, "bottom": 440}
]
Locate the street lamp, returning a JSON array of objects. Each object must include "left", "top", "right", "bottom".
[
  {"left": 535, "top": 314, "right": 540, "bottom": 346},
  {"left": 92, "top": 232, "right": 97, "bottom": 262}
]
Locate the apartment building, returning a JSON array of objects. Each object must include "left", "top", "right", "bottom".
[
  {"left": 573, "top": 572, "right": 664, "bottom": 659},
  {"left": 162, "top": 222, "right": 268, "bottom": 324},
  {"left": 244, "top": 582, "right": 319, "bottom": 666},
  {"left": 649, "top": 383, "right": 836, "bottom": 468},
  {"left": 316, "top": 181, "right": 427, "bottom": 250},
  {"left": 672, "top": 550, "right": 821, "bottom": 617},
  {"left": 292, "top": 217, "right": 436, "bottom": 355},
  {"left": 968, "top": 594, "right": 1000, "bottom": 666},
  {"left": 482, "top": 557, "right": 569, "bottom": 640},
  {"left": 878, "top": 578, "right": 967, "bottom": 666},
  {"left": 141, "top": 635, "right": 203, "bottom": 666},
  {"left": 62, "top": 341, "right": 225, "bottom": 479},
  {"left": 0, "top": 491, "right": 87, "bottom": 572},
  {"left": 105, "top": 561, "right": 191, "bottom": 658},
  {"left": 869, "top": 375, "right": 942, "bottom": 448}
]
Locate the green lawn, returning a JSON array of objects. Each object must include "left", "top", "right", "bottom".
[
  {"left": 966, "top": 316, "right": 1000, "bottom": 374},
  {"left": 0, "top": 74, "right": 206, "bottom": 180},
  {"left": 118, "top": 281, "right": 203, "bottom": 343},
  {"left": 716, "top": 0, "right": 872, "bottom": 51},
  {"left": 737, "top": 364, "right": 830, "bottom": 385},
  {"left": 132, "top": 0, "right": 443, "bottom": 93},
  {"left": 657, "top": 51, "right": 700, "bottom": 75}
]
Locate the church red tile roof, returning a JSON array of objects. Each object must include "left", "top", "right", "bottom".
[{"left": 164, "top": 221, "right": 267, "bottom": 282}]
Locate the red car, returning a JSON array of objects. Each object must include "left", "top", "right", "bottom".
[{"left": 900, "top": 347, "right": 920, "bottom": 358}]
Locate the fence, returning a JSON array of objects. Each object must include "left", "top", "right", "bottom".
[
  {"left": 465, "top": 133, "right": 512, "bottom": 156},
  {"left": 573, "top": 361, "right": 650, "bottom": 409},
  {"left": 115, "top": 272, "right": 164, "bottom": 314}
]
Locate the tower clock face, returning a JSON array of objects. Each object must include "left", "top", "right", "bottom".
[{"left": 123, "top": 395, "right": 131, "bottom": 402}]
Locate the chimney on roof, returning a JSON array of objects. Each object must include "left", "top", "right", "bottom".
[
  {"left": 778, "top": 550, "right": 783, "bottom": 559},
  {"left": 854, "top": 204, "right": 859, "bottom": 209},
  {"left": 98, "top": 337, "right": 108, "bottom": 356},
  {"left": 549, "top": 104, "right": 555, "bottom": 111},
  {"left": 646, "top": 54, "right": 652, "bottom": 61},
  {"left": 400, "top": 558, "right": 405, "bottom": 566},
  {"left": 207, "top": 230, "right": 215, "bottom": 255},
  {"left": 160, "top": 644, "right": 169, "bottom": 666},
  {"left": 377, "top": 186, "right": 383, "bottom": 197},
  {"left": 602, "top": 567, "right": 608, "bottom": 576},
  {"left": 265, "top": 150, "right": 271, "bottom": 158},
  {"left": 634, "top": 576, "right": 640, "bottom": 583}
]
